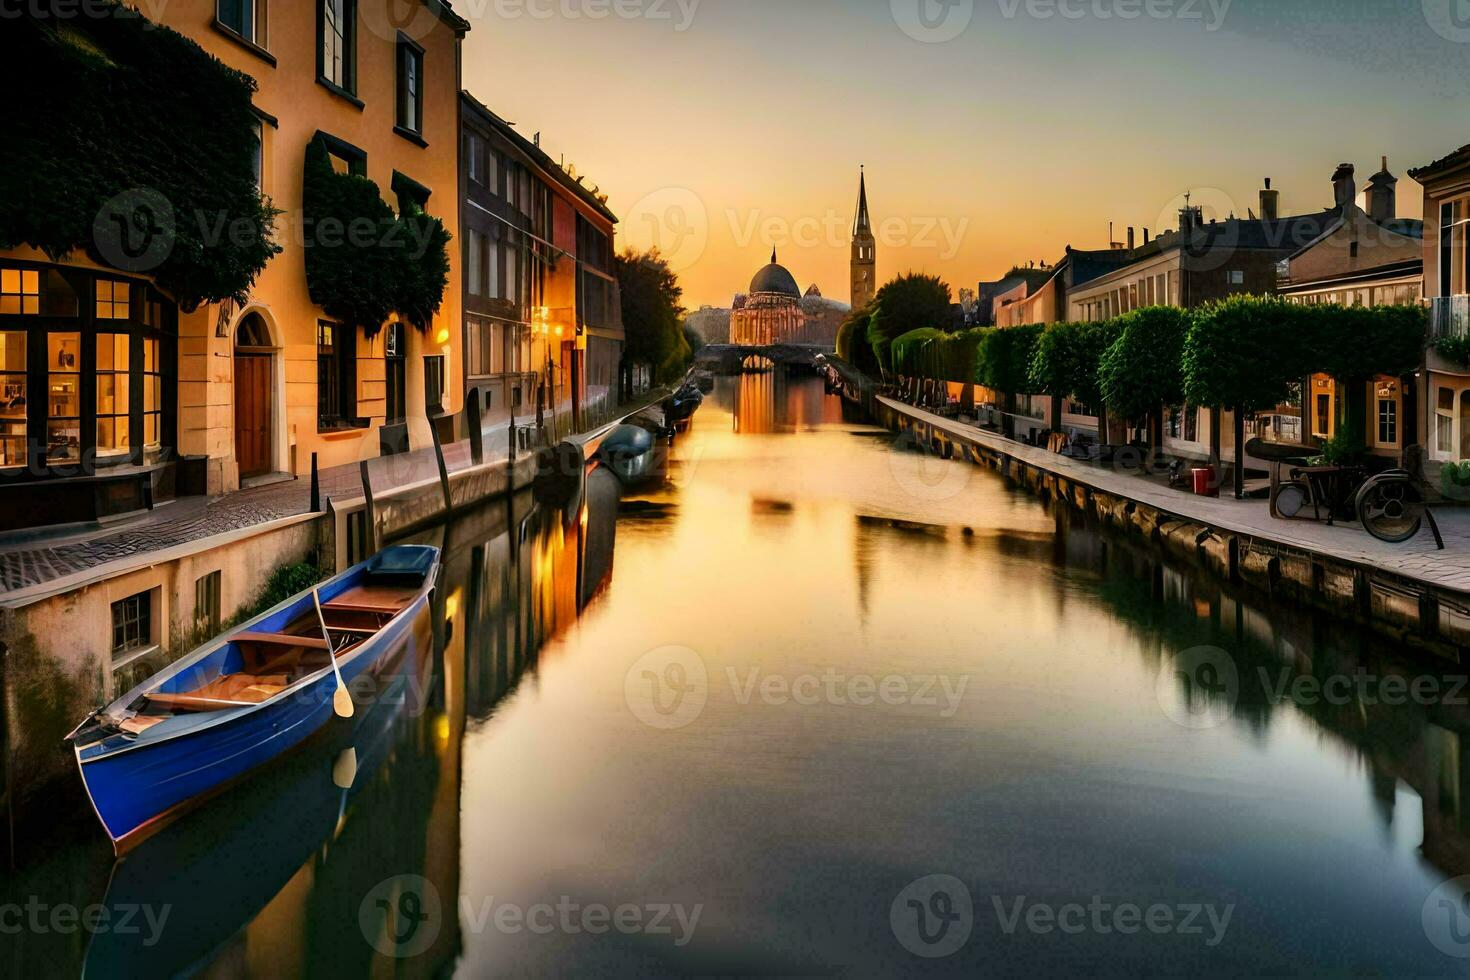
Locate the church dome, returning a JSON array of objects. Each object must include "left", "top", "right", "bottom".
[{"left": 749, "top": 249, "right": 801, "bottom": 298}]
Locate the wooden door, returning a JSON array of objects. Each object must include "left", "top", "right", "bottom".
[{"left": 234, "top": 353, "right": 271, "bottom": 479}]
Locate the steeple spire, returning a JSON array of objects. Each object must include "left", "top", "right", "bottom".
[
  {"left": 771, "top": 247, "right": 777, "bottom": 265},
  {"left": 853, "top": 166, "right": 871, "bottom": 236}
]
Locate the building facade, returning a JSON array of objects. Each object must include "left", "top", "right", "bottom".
[
  {"left": 0, "top": 1, "right": 469, "bottom": 531},
  {"left": 459, "top": 93, "right": 623, "bottom": 428},
  {"left": 731, "top": 251, "right": 805, "bottom": 345},
  {"left": 1279, "top": 159, "right": 1423, "bottom": 459},
  {"left": 1410, "top": 143, "right": 1470, "bottom": 476}
]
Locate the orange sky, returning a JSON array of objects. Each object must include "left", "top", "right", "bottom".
[{"left": 460, "top": 0, "right": 1470, "bottom": 309}]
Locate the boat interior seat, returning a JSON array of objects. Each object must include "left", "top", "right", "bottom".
[
  {"left": 145, "top": 673, "right": 290, "bottom": 713},
  {"left": 234, "top": 632, "right": 333, "bottom": 677}
]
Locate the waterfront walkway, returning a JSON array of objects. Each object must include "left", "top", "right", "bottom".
[{"left": 884, "top": 396, "right": 1470, "bottom": 595}]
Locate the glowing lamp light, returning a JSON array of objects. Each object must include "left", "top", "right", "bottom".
[{"left": 435, "top": 327, "right": 450, "bottom": 345}]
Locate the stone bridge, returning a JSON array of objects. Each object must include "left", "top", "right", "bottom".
[{"left": 693, "top": 343, "right": 833, "bottom": 374}]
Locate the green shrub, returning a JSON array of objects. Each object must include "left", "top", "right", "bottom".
[
  {"left": 1099, "top": 307, "right": 1189, "bottom": 421},
  {"left": 231, "top": 562, "right": 323, "bottom": 626}
]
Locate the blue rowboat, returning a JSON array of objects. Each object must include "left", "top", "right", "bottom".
[{"left": 67, "top": 544, "right": 441, "bottom": 854}]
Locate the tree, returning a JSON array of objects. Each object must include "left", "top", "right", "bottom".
[
  {"left": 1308, "top": 303, "right": 1426, "bottom": 462},
  {"left": 1, "top": 5, "right": 280, "bottom": 310},
  {"left": 1029, "top": 321, "right": 1098, "bottom": 435},
  {"left": 866, "top": 273, "right": 953, "bottom": 373},
  {"left": 615, "top": 248, "right": 688, "bottom": 386},
  {"left": 837, "top": 308, "right": 882, "bottom": 378},
  {"left": 1098, "top": 307, "right": 1190, "bottom": 446},
  {"left": 1184, "top": 296, "right": 1307, "bottom": 495},
  {"left": 976, "top": 324, "right": 1043, "bottom": 438},
  {"left": 302, "top": 137, "right": 452, "bottom": 335}
]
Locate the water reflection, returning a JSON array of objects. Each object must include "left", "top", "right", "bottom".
[{"left": 11, "top": 372, "right": 1470, "bottom": 974}]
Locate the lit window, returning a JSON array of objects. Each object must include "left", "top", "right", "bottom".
[
  {"left": 96, "top": 333, "right": 130, "bottom": 458},
  {"left": 0, "top": 269, "right": 40, "bottom": 315},
  {"left": 0, "top": 331, "right": 25, "bottom": 468},
  {"left": 47, "top": 333, "right": 80, "bottom": 462},
  {"left": 143, "top": 337, "right": 161, "bottom": 449},
  {"left": 1378, "top": 397, "right": 1397, "bottom": 446},
  {"left": 96, "top": 280, "right": 130, "bottom": 320}
]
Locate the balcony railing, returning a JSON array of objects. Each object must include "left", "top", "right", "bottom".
[{"left": 1430, "top": 295, "right": 1470, "bottom": 340}]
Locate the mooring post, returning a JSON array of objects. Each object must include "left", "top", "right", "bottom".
[
  {"left": 467, "top": 388, "right": 484, "bottom": 467},
  {"left": 309, "top": 452, "right": 320, "bottom": 512},
  {"left": 429, "top": 413, "right": 453, "bottom": 517},
  {"left": 359, "top": 460, "right": 378, "bottom": 555}
]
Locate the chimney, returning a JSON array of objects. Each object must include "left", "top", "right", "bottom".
[
  {"left": 1179, "top": 205, "right": 1201, "bottom": 235},
  {"left": 1143, "top": 228, "right": 1150, "bottom": 244},
  {"left": 1332, "top": 163, "right": 1356, "bottom": 208},
  {"left": 1259, "top": 177, "right": 1279, "bottom": 222},
  {"left": 1127, "top": 226, "right": 1135, "bottom": 250},
  {"left": 1365, "top": 156, "right": 1398, "bottom": 223}
]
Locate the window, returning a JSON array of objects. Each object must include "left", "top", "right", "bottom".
[
  {"left": 96, "top": 333, "right": 130, "bottom": 459},
  {"left": 1438, "top": 388, "right": 1456, "bottom": 455},
  {"left": 218, "top": 0, "right": 266, "bottom": 44},
  {"left": 467, "top": 230, "right": 482, "bottom": 296},
  {"left": 396, "top": 37, "right": 423, "bottom": 135},
  {"left": 111, "top": 590, "right": 152, "bottom": 658},
  {"left": 143, "top": 337, "right": 161, "bottom": 449},
  {"left": 487, "top": 224, "right": 501, "bottom": 299},
  {"left": 1442, "top": 202, "right": 1457, "bottom": 298},
  {"left": 317, "top": 320, "right": 356, "bottom": 428},
  {"left": 384, "top": 323, "right": 406, "bottom": 424},
  {"left": 1229, "top": 270, "right": 1245, "bottom": 285},
  {"left": 465, "top": 133, "right": 484, "bottom": 185},
  {"left": 425, "top": 355, "right": 445, "bottom": 414},
  {"left": 0, "top": 332, "right": 25, "bottom": 468},
  {"left": 486, "top": 148, "right": 500, "bottom": 198},
  {"left": 47, "top": 333, "right": 80, "bottom": 462},
  {"left": 0, "top": 269, "right": 39, "bottom": 315},
  {"left": 505, "top": 231, "right": 520, "bottom": 305},
  {"left": 250, "top": 118, "right": 263, "bottom": 192},
  {"left": 96, "top": 280, "right": 130, "bottom": 320},
  {"left": 320, "top": 0, "right": 355, "bottom": 93},
  {"left": 195, "top": 571, "right": 221, "bottom": 640},
  {"left": 1378, "top": 396, "right": 1398, "bottom": 446},
  {"left": 1315, "top": 393, "right": 1332, "bottom": 439}
]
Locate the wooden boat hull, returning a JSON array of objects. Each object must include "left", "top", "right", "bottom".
[{"left": 73, "top": 545, "right": 439, "bottom": 853}]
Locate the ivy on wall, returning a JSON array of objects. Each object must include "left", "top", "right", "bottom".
[
  {"left": 302, "top": 137, "right": 451, "bottom": 335},
  {"left": 0, "top": 3, "right": 280, "bottom": 310}
]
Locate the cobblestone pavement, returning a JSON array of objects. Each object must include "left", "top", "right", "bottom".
[
  {"left": 0, "top": 462, "right": 364, "bottom": 596},
  {"left": 0, "top": 412, "right": 544, "bottom": 597}
]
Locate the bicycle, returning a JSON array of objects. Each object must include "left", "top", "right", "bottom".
[{"left": 1354, "top": 469, "right": 1445, "bottom": 548}]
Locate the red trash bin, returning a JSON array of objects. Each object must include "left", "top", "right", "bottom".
[{"left": 1191, "top": 467, "right": 1218, "bottom": 497}]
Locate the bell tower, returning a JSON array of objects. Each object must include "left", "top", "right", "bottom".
[{"left": 850, "top": 167, "right": 876, "bottom": 309}]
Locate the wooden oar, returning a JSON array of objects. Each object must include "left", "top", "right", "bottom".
[{"left": 312, "top": 587, "right": 354, "bottom": 719}]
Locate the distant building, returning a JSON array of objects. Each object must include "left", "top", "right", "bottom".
[
  {"left": 727, "top": 252, "right": 850, "bottom": 347},
  {"left": 851, "top": 169, "right": 876, "bottom": 309},
  {"left": 686, "top": 306, "right": 730, "bottom": 346}
]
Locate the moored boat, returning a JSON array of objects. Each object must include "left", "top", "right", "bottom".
[{"left": 67, "top": 544, "right": 440, "bottom": 853}]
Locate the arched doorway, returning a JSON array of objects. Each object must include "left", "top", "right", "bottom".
[{"left": 234, "top": 312, "right": 276, "bottom": 481}]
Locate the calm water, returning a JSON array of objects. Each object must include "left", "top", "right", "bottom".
[{"left": 10, "top": 371, "right": 1470, "bottom": 976}]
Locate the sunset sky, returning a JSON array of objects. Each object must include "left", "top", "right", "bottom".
[{"left": 462, "top": 0, "right": 1470, "bottom": 309}]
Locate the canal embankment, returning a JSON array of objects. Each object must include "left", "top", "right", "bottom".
[
  {"left": 825, "top": 356, "right": 1470, "bottom": 658},
  {"left": 0, "top": 393, "right": 669, "bottom": 856}
]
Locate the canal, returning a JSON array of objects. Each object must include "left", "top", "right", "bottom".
[{"left": 8, "top": 371, "right": 1470, "bottom": 975}]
